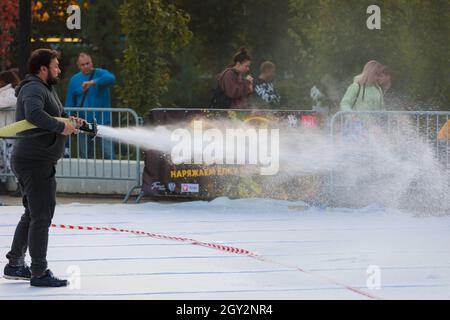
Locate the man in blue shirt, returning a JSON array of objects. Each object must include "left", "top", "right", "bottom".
[{"left": 65, "top": 53, "right": 116, "bottom": 159}]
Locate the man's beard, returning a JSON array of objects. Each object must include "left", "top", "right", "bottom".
[{"left": 47, "top": 73, "right": 58, "bottom": 85}]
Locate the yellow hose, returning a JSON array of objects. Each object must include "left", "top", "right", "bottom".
[{"left": 0, "top": 117, "right": 73, "bottom": 138}]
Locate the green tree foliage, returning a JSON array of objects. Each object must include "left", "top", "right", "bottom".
[
  {"left": 27, "top": 1, "right": 88, "bottom": 100},
  {"left": 22, "top": 0, "right": 448, "bottom": 112},
  {"left": 118, "top": 0, "right": 192, "bottom": 114},
  {"left": 165, "top": 0, "right": 300, "bottom": 108},
  {"left": 77, "top": 0, "right": 123, "bottom": 107},
  {"left": 161, "top": 0, "right": 250, "bottom": 108},
  {"left": 392, "top": 0, "right": 450, "bottom": 108},
  {"left": 160, "top": 39, "right": 208, "bottom": 108},
  {"left": 81, "top": 0, "right": 122, "bottom": 72},
  {"left": 28, "top": 1, "right": 123, "bottom": 106},
  {"left": 289, "top": 0, "right": 450, "bottom": 110},
  {"left": 173, "top": 0, "right": 247, "bottom": 71}
]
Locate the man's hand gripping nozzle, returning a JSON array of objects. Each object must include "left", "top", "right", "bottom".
[{"left": 74, "top": 118, "right": 98, "bottom": 138}]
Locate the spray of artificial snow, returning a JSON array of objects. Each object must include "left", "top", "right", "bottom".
[
  {"left": 97, "top": 125, "right": 175, "bottom": 153},
  {"left": 96, "top": 118, "right": 450, "bottom": 215}
]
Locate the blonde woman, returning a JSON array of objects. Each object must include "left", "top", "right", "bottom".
[{"left": 340, "top": 60, "right": 386, "bottom": 112}]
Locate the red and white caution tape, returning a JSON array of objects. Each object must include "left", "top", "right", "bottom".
[
  {"left": 50, "top": 223, "right": 381, "bottom": 300},
  {"left": 51, "top": 224, "right": 258, "bottom": 257}
]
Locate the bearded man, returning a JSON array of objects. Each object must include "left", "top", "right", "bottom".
[{"left": 3, "top": 49, "right": 84, "bottom": 287}]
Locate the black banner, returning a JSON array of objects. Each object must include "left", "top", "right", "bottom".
[{"left": 142, "top": 108, "right": 324, "bottom": 201}]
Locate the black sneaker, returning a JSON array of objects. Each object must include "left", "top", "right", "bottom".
[
  {"left": 30, "top": 269, "right": 68, "bottom": 287},
  {"left": 3, "top": 263, "right": 32, "bottom": 280}
]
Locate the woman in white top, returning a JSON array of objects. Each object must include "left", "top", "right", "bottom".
[
  {"left": 0, "top": 70, "right": 21, "bottom": 196},
  {"left": 0, "top": 70, "right": 20, "bottom": 109}
]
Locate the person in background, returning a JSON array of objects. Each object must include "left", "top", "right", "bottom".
[
  {"left": 211, "top": 47, "right": 253, "bottom": 109},
  {"left": 0, "top": 70, "right": 20, "bottom": 108},
  {"left": 3, "top": 49, "right": 83, "bottom": 287},
  {"left": 339, "top": 60, "right": 389, "bottom": 141},
  {"left": 309, "top": 74, "right": 342, "bottom": 127},
  {"left": 65, "top": 52, "right": 116, "bottom": 159},
  {"left": 437, "top": 119, "right": 450, "bottom": 168},
  {"left": 0, "top": 70, "right": 22, "bottom": 197},
  {"left": 251, "top": 61, "right": 281, "bottom": 108},
  {"left": 340, "top": 60, "right": 387, "bottom": 112}
]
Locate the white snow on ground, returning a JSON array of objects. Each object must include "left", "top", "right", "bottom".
[{"left": 1, "top": 197, "right": 450, "bottom": 300}]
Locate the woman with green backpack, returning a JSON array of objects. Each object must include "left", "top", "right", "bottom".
[
  {"left": 339, "top": 60, "right": 391, "bottom": 140},
  {"left": 340, "top": 60, "right": 387, "bottom": 112}
]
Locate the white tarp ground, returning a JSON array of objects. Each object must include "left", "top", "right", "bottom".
[{"left": 1, "top": 197, "right": 450, "bottom": 300}]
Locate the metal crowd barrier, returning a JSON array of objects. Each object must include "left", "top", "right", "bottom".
[
  {"left": 2, "top": 107, "right": 449, "bottom": 204},
  {"left": 0, "top": 106, "right": 16, "bottom": 187},
  {"left": 63, "top": 108, "right": 143, "bottom": 202},
  {"left": 0, "top": 107, "right": 143, "bottom": 202},
  {"left": 328, "top": 111, "right": 450, "bottom": 204}
]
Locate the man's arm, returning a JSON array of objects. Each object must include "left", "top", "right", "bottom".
[
  {"left": 82, "top": 69, "right": 116, "bottom": 92},
  {"left": 23, "top": 86, "right": 65, "bottom": 133},
  {"left": 92, "top": 68, "right": 116, "bottom": 87}
]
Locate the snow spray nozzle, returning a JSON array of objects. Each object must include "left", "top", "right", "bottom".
[{"left": 77, "top": 118, "right": 97, "bottom": 137}]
